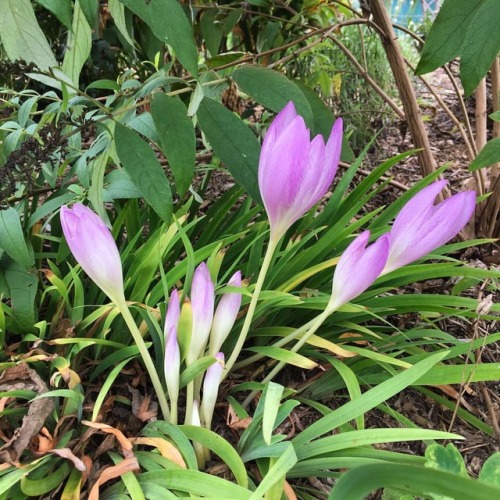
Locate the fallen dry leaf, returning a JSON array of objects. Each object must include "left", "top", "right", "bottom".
[
  {"left": 127, "top": 384, "right": 157, "bottom": 422},
  {"left": 0, "top": 364, "right": 54, "bottom": 462},
  {"left": 88, "top": 457, "right": 140, "bottom": 500},
  {"left": 81, "top": 420, "right": 134, "bottom": 458},
  {"left": 129, "top": 437, "right": 186, "bottom": 468}
]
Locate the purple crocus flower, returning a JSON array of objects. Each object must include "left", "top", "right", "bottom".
[
  {"left": 164, "top": 325, "right": 180, "bottom": 414},
  {"left": 383, "top": 181, "right": 476, "bottom": 274},
  {"left": 259, "top": 102, "right": 343, "bottom": 241},
  {"left": 187, "top": 262, "right": 215, "bottom": 364},
  {"left": 209, "top": 271, "right": 242, "bottom": 356},
  {"left": 164, "top": 289, "right": 180, "bottom": 340},
  {"left": 329, "top": 231, "right": 389, "bottom": 311},
  {"left": 200, "top": 352, "right": 224, "bottom": 428},
  {"left": 60, "top": 204, "right": 125, "bottom": 304}
]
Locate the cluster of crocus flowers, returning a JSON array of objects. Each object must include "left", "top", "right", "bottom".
[
  {"left": 327, "top": 180, "right": 475, "bottom": 312},
  {"left": 163, "top": 263, "right": 242, "bottom": 425}
]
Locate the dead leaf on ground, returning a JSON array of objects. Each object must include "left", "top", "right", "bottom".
[
  {"left": 129, "top": 437, "right": 186, "bottom": 467},
  {"left": 88, "top": 457, "right": 140, "bottom": 500},
  {"left": 81, "top": 420, "right": 134, "bottom": 458},
  {"left": 127, "top": 384, "right": 158, "bottom": 422},
  {"left": 0, "top": 364, "right": 54, "bottom": 462}
]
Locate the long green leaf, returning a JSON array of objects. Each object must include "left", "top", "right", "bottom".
[
  {"left": 151, "top": 94, "right": 196, "bottom": 196},
  {"left": 197, "top": 97, "right": 261, "bottom": 202},
  {"left": 328, "top": 463, "right": 500, "bottom": 500},
  {"left": 460, "top": 0, "right": 500, "bottom": 96},
  {"left": 232, "top": 66, "right": 313, "bottom": 127},
  {"left": 0, "top": 207, "right": 33, "bottom": 269},
  {"left": 292, "top": 351, "right": 447, "bottom": 450},
  {"left": 179, "top": 425, "right": 248, "bottom": 487},
  {"left": 0, "top": 0, "right": 57, "bottom": 70},
  {"left": 61, "top": 0, "right": 92, "bottom": 87},
  {"left": 415, "top": 0, "right": 482, "bottom": 75},
  {"left": 115, "top": 123, "right": 173, "bottom": 222}
]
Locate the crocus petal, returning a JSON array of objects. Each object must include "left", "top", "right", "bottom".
[
  {"left": 329, "top": 231, "right": 389, "bottom": 311},
  {"left": 209, "top": 271, "right": 242, "bottom": 356},
  {"left": 187, "top": 262, "right": 215, "bottom": 364},
  {"left": 200, "top": 352, "right": 224, "bottom": 428},
  {"left": 60, "top": 204, "right": 125, "bottom": 304},
  {"left": 164, "top": 326, "right": 180, "bottom": 405},
  {"left": 383, "top": 183, "right": 475, "bottom": 274},
  {"left": 164, "top": 289, "right": 180, "bottom": 342},
  {"left": 258, "top": 102, "right": 343, "bottom": 241}
]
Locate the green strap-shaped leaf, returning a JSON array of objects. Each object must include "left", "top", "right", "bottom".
[
  {"left": 197, "top": 97, "right": 261, "bottom": 202},
  {"left": 328, "top": 463, "right": 500, "bottom": 500},
  {"left": 0, "top": 0, "right": 57, "bottom": 70},
  {"left": 0, "top": 207, "right": 34, "bottom": 269},
  {"left": 232, "top": 66, "right": 313, "bottom": 128},
  {"left": 460, "top": 0, "right": 500, "bottom": 96},
  {"left": 151, "top": 94, "right": 196, "bottom": 196},
  {"left": 119, "top": 0, "right": 198, "bottom": 78},
  {"left": 115, "top": 122, "right": 173, "bottom": 223}
]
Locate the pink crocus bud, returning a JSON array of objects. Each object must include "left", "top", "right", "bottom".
[
  {"left": 164, "top": 326, "right": 180, "bottom": 421},
  {"left": 328, "top": 231, "right": 389, "bottom": 311},
  {"left": 258, "top": 101, "right": 343, "bottom": 241},
  {"left": 164, "top": 289, "right": 180, "bottom": 342},
  {"left": 200, "top": 352, "right": 224, "bottom": 429},
  {"left": 186, "top": 262, "right": 215, "bottom": 364},
  {"left": 383, "top": 181, "right": 476, "bottom": 274},
  {"left": 209, "top": 271, "right": 242, "bottom": 356},
  {"left": 60, "top": 204, "right": 125, "bottom": 304}
]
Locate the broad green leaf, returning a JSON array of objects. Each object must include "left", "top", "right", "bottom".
[
  {"left": 0, "top": 208, "right": 34, "bottom": 268},
  {"left": 328, "top": 463, "right": 500, "bottom": 500},
  {"left": 460, "top": 0, "right": 500, "bottom": 96},
  {"left": 108, "top": 0, "right": 135, "bottom": 48},
  {"left": 425, "top": 443, "right": 467, "bottom": 476},
  {"left": 0, "top": 0, "right": 57, "bottom": 70},
  {"left": 78, "top": 0, "right": 99, "bottom": 31},
  {"left": 119, "top": 0, "right": 198, "bottom": 77},
  {"left": 151, "top": 94, "right": 196, "bottom": 196},
  {"left": 480, "top": 453, "right": 500, "bottom": 486},
  {"left": 415, "top": 0, "right": 483, "bottom": 75},
  {"left": 232, "top": 66, "right": 313, "bottom": 127},
  {"left": 62, "top": 0, "right": 92, "bottom": 87},
  {"left": 200, "top": 9, "right": 223, "bottom": 57},
  {"left": 490, "top": 111, "right": 500, "bottom": 122},
  {"left": 36, "top": 0, "right": 72, "bottom": 29},
  {"left": 469, "top": 139, "right": 500, "bottom": 171},
  {"left": 1, "top": 260, "right": 37, "bottom": 332},
  {"left": 197, "top": 97, "right": 261, "bottom": 202},
  {"left": 114, "top": 123, "right": 173, "bottom": 222}
]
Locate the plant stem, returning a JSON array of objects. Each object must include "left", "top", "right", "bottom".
[
  {"left": 185, "top": 380, "right": 194, "bottom": 424},
  {"left": 117, "top": 301, "right": 170, "bottom": 420},
  {"left": 223, "top": 237, "right": 278, "bottom": 377},
  {"left": 232, "top": 317, "right": 317, "bottom": 370},
  {"left": 242, "top": 308, "right": 331, "bottom": 408}
]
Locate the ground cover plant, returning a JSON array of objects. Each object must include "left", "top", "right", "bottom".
[{"left": 0, "top": 1, "right": 499, "bottom": 498}]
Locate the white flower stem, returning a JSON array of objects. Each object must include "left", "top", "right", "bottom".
[
  {"left": 117, "top": 301, "right": 170, "bottom": 420},
  {"left": 223, "top": 237, "right": 278, "bottom": 377}
]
